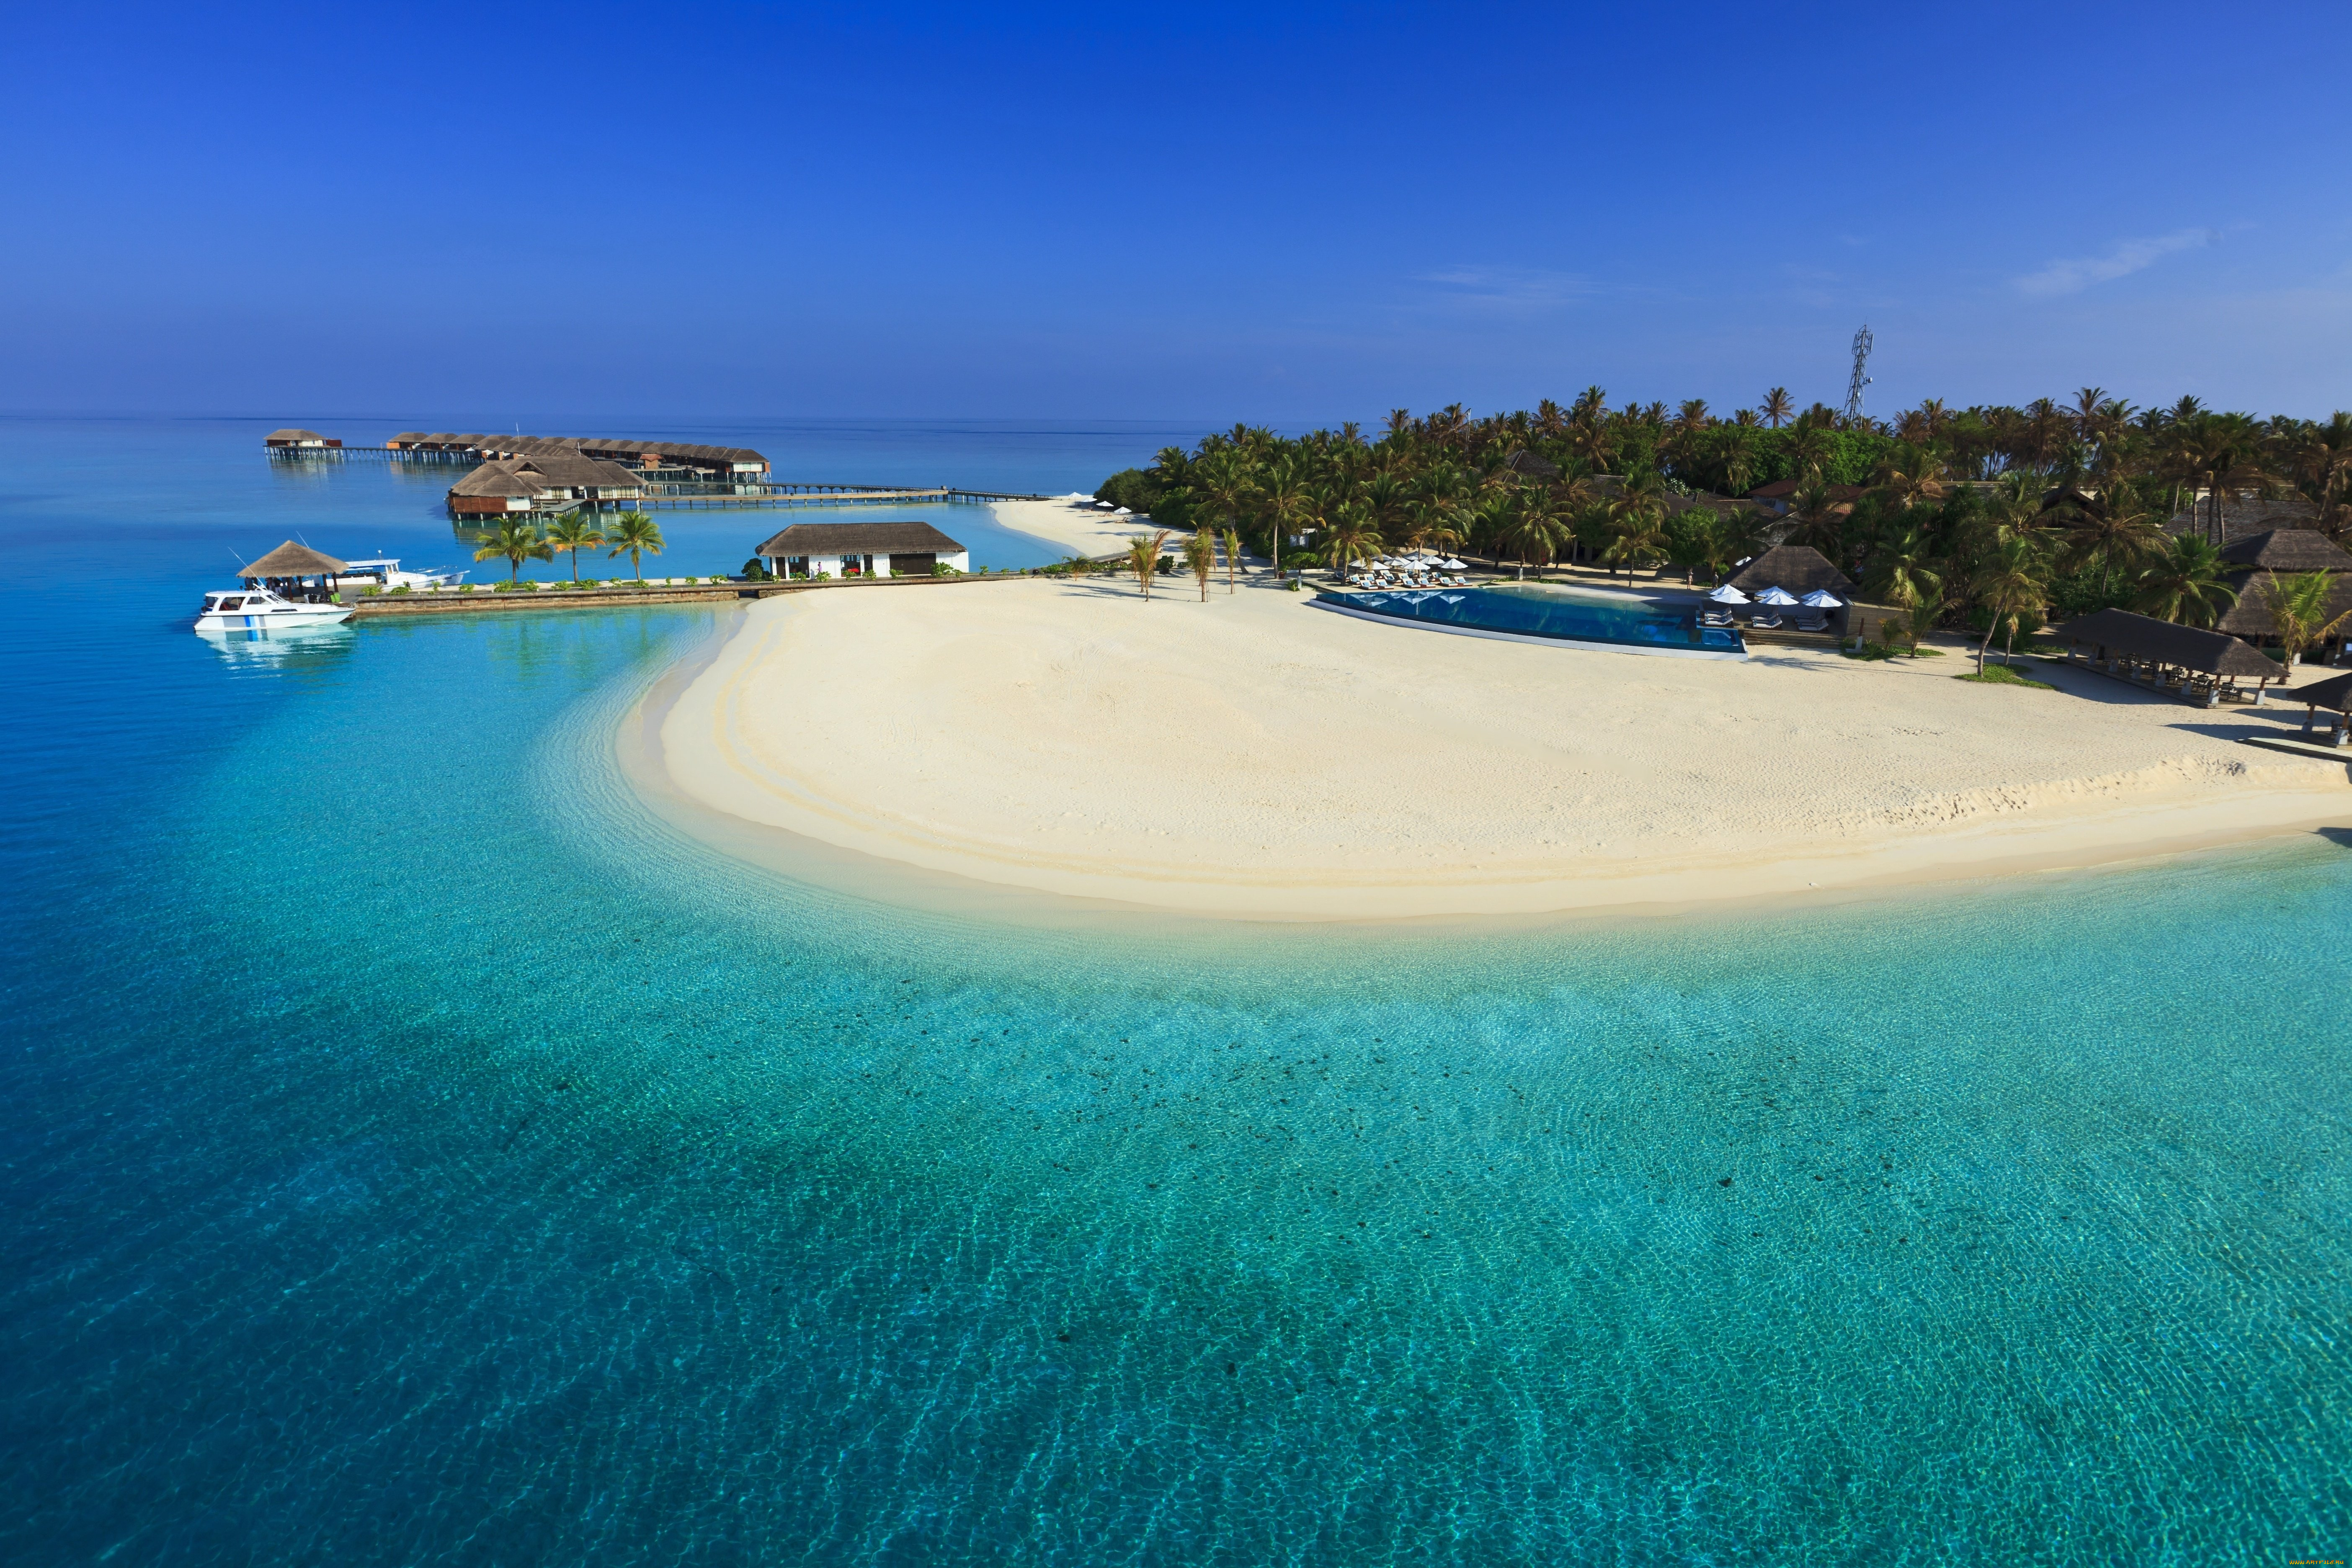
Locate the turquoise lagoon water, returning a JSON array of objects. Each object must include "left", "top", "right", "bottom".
[{"left": 3, "top": 419, "right": 2350, "bottom": 1563}]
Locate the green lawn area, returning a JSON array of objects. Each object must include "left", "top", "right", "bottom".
[{"left": 1956, "top": 663, "right": 2055, "bottom": 690}]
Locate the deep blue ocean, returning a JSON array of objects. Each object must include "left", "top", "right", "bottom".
[{"left": 3, "top": 417, "right": 2348, "bottom": 1564}]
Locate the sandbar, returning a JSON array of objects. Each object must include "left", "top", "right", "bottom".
[{"left": 647, "top": 575, "right": 2352, "bottom": 920}]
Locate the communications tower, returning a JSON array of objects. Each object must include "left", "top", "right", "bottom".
[{"left": 1845, "top": 325, "right": 1874, "bottom": 423}]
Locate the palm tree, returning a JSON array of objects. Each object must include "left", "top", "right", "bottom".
[
  {"left": 1319, "top": 503, "right": 1382, "bottom": 578},
  {"left": 473, "top": 517, "right": 552, "bottom": 584},
  {"left": 1261, "top": 456, "right": 1316, "bottom": 575},
  {"left": 1873, "top": 446, "right": 1948, "bottom": 510},
  {"left": 1788, "top": 426, "right": 1833, "bottom": 481},
  {"left": 2055, "top": 484, "right": 2169, "bottom": 604},
  {"left": 1182, "top": 530, "right": 1215, "bottom": 601},
  {"left": 1719, "top": 426, "right": 1759, "bottom": 496},
  {"left": 1864, "top": 527, "right": 1945, "bottom": 656},
  {"left": 1970, "top": 534, "right": 2049, "bottom": 672},
  {"left": 603, "top": 512, "right": 665, "bottom": 583},
  {"left": 1761, "top": 388, "right": 1795, "bottom": 428},
  {"left": 2259, "top": 571, "right": 2352, "bottom": 666},
  {"left": 2135, "top": 536, "right": 2238, "bottom": 628},
  {"left": 1674, "top": 507, "right": 1745, "bottom": 586},
  {"left": 1600, "top": 504, "right": 1670, "bottom": 579},
  {"left": 2298, "top": 411, "right": 2352, "bottom": 538},
  {"left": 1493, "top": 490, "right": 1565, "bottom": 577},
  {"left": 1222, "top": 527, "right": 1242, "bottom": 593},
  {"left": 543, "top": 509, "right": 606, "bottom": 583},
  {"left": 1125, "top": 530, "right": 1168, "bottom": 599},
  {"left": 1785, "top": 480, "right": 1847, "bottom": 557}
]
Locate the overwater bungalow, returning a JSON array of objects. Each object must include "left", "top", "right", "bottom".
[
  {"left": 265, "top": 428, "right": 340, "bottom": 449},
  {"left": 754, "top": 521, "right": 970, "bottom": 579},
  {"left": 392, "top": 433, "right": 769, "bottom": 480},
  {"left": 2052, "top": 608, "right": 2284, "bottom": 706},
  {"left": 447, "top": 456, "right": 647, "bottom": 518}
]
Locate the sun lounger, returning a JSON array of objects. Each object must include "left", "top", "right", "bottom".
[
  {"left": 1700, "top": 609, "right": 1736, "bottom": 628},
  {"left": 1791, "top": 610, "right": 1828, "bottom": 632},
  {"left": 1750, "top": 611, "right": 1783, "bottom": 630}
]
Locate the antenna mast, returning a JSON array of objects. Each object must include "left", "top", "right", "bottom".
[{"left": 1845, "top": 325, "right": 1874, "bottom": 423}]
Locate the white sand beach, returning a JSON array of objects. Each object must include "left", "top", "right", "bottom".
[
  {"left": 991, "top": 497, "right": 1174, "bottom": 559},
  {"left": 647, "top": 576, "right": 2352, "bottom": 919}
]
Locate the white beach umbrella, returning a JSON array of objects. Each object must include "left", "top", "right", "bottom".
[
  {"left": 1799, "top": 589, "right": 1844, "bottom": 607},
  {"left": 1442, "top": 558, "right": 1467, "bottom": 571},
  {"left": 1754, "top": 585, "right": 1799, "bottom": 605},
  {"left": 1114, "top": 506, "right": 1132, "bottom": 514},
  {"left": 1705, "top": 584, "right": 1751, "bottom": 603},
  {"left": 1095, "top": 500, "right": 1114, "bottom": 509}
]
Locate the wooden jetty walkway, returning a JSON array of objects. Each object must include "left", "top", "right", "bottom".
[
  {"left": 346, "top": 570, "right": 1021, "bottom": 619},
  {"left": 641, "top": 487, "right": 1055, "bottom": 510}
]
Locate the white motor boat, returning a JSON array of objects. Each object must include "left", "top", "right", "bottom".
[
  {"left": 194, "top": 588, "right": 353, "bottom": 632},
  {"left": 333, "top": 557, "right": 465, "bottom": 591}
]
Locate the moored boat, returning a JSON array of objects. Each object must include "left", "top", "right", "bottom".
[{"left": 193, "top": 588, "right": 353, "bottom": 632}]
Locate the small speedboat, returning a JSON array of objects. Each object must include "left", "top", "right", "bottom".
[
  {"left": 194, "top": 588, "right": 353, "bottom": 632},
  {"left": 333, "top": 557, "right": 465, "bottom": 591}
]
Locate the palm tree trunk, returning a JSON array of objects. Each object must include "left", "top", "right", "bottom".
[{"left": 1977, "top": 621, "right": 1994, "bottom": 674}]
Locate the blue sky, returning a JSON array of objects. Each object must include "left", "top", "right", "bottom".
[{"left": 8, "top": 2, "right": 2349, "bottom": 426}]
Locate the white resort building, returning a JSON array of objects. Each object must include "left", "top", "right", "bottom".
[{"left": 754, "top": 521, "right": 971, "bottom": 579}]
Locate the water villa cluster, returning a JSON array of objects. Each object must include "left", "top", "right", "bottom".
[{"left": 393, "top": 433, "right": 772, "bottom": 520}]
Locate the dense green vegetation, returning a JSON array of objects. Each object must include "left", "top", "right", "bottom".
[{"left": 1099, "top": 389, "right": 2352, "bottom": 639}]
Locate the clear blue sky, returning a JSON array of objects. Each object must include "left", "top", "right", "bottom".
[{"left": 9, "top": 2, "right": 2349, "bottom": 426}]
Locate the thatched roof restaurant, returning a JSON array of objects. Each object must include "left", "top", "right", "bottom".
[
  {"left": 2053, "top": 608, "right": 2282, "bottom": 704},
  {"left": 1724, "top": 544, "right": 1854, "bottom": 598},
  {"left": 755, "top": 521, "right": 970, "bottom": 580}
]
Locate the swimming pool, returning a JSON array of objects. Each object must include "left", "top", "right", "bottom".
[{"left": 1311, "top": 582, "right": 1747, "bottom": 659}]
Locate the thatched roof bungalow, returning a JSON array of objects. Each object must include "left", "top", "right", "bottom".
[
  {"left": 2210, "top": 529, "right": 2352, "bottom": 643},
  {"left": 1724, "top": 544, "right": 1854, "bottom": 598},
  {"left": 754, "top": 521, "right": 970, "bottom": 580},
  {"left": 446, "top": 457, "right": 645, "bottom": 517},
  {"left": 265, "top": 428, "right": 339, "bottom": 449}
]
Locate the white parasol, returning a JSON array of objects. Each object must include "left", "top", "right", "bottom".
[
  {"left": 1800, "top": 589, "right": 1844, "bottom": 607},
  {"left": 1706, "top": 584, "right": 1751, "bottom": 603},
  {"left": 1753, "top": 586, "right": 1799, "bottom": 605}
]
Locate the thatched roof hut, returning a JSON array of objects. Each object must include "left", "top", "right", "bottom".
[
  {"left": 2052, "top": 609, "right": 2278, "bottom": 678},
  {"left": 2218, "top": 528, "right": 2352, "bottom": 573},
  {"left": 1724, "top": 544, "right": 1854, "bottom": 597},
  {"left": 2289, "top": 670, "right": 2352, "bottom": 714},
  {"left": 755, "top": 521, "right": 966, "bottom": 558},
  {"left": 237, "top": 541, "right": 349, "bottom": 579},
  {"left": 1498, "top": 449, "right": 1560, "bottom": 481}
]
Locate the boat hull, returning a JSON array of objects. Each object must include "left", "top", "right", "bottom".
[{"left": 193, "top": 604, "right": 353, "bottom": 632}]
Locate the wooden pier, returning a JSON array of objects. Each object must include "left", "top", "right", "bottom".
[
  {"left": 345, "top": 570, "right": 1024, "bottom": 618},
  {"left": 640, "top": 487, "right": 1057, "bottom": 510}
]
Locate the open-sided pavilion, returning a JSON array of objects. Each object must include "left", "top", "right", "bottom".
[{"left": 2052, "top": 608, "right": 2284, "bottom": 707}]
